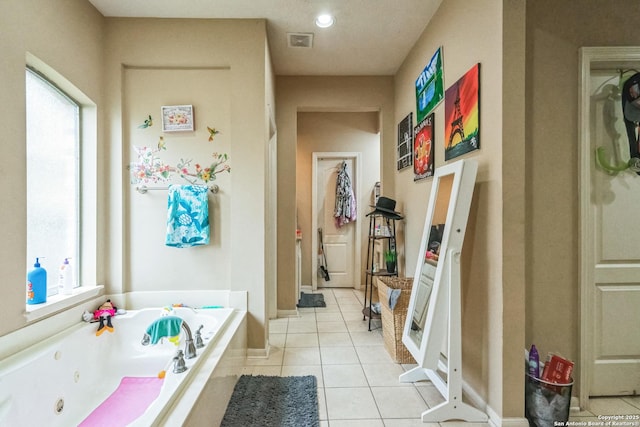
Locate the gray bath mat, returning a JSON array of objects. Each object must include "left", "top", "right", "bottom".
[
  {"left": 221, "top": 375, "right": 319, "bottom": 427},
  {"left": 297, "top": 292, "right": 326, "bottom": 308}
]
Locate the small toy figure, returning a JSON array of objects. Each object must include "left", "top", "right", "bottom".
[{"left": 93, "top": 300, "right": 117, "bottom": 336}]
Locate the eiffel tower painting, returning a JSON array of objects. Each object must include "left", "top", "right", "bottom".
[
  {"left": 448, "top": 83, "right": 465, "bottom": 150},
  {"left": 444, "top": 63, "right": 480, "bottom": 161}
]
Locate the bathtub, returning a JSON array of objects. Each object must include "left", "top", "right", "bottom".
[{"left": 0, "top": 306, "right": 245, "bottom": 427}]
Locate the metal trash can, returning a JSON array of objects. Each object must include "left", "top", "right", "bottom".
[{"left": 525, "top": 374, "right": 573, "bottom": 427}]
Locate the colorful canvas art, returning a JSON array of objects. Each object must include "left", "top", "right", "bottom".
[
  {"left": 444, "top": 63, "right": 480, "bottom": 160},
  {"left": 415, "top": 47, "right": 444, "bottom": 122},
  {"left": 413, "top": 113, "right": 435, "bottom": 181},
  {"left": 397, "top": 113, "right": 413, "bottom": 170}
]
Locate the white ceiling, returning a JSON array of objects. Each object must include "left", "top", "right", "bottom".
[{"left": 88, "top": 0, "right": 442, "bottom": 76}]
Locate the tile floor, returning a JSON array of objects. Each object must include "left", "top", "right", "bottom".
[
  {"left": 570, "top": 397, "right": 640, "bottom": 422},
  {"left": 242, "top": 287, "right": 640, "bottom": 426},
  {"left": 242, "top": 287, "right": 470, "bottom": 426}
]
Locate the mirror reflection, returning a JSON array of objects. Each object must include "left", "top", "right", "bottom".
[{"left": 408, "top": 173, "right": 454, "bottom": 346}]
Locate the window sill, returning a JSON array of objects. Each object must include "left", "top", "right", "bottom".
[{"left": 24, "top": 285, "right": 104, "bottom": 323}]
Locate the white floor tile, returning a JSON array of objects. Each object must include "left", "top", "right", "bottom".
[
  {"left": 328, "top": 420, "right": 385, "bottom": 427},
  {"left": 315, "top": 305, "right": 341, "bottom": 313},
  {"left": 350, "top": 330, "right": 384, "bottom": 346},
  {"left": 323, "top": 364, "right": 369, "bottom": 387},
  {"left": 244, "top": 346, "right": 284, "bottom": 366},
  {"left": 317, "top": 320, "right": 348, "bottom": 332},
  {"left": 415, "top": 383, "right": 445, "bottom": 408},
  {"left": 287, "top": 321, "right": 318, "bottom": 333},
  {"left": 355, "top": 345, "right": 395, "bottom": 364},
  {"left": 316, "top": 312, "right": 344, "bottom": 322},
  {"left": 249, "top": 365, "right": 282, "bottom": 376},
  {"left": 285, "top": 332, "right": 319, "bottom": 347},
  {"left": 586, "top": 397, "right": 640, "bottom": 415},
  {"left": 339, "top": 303, "right": 366, "bottom": 313},
  {"left": 383, "top": 419, "right": 438, "bottom": 426},
  {"left": 325, "top": 387, "right": 380, "bottom": 420},
  {"left": 319, "top": 332, "right": 353, "bottom": 347},
  {"left": 361, "top": 363, "right": 409, "bottom": 387},
  {"left": 268, "top": 319, "right": 288, "bottom": 333},
  {"left": 343, "top": 311, "right": 369, "bottom": 322},
  {"left": 370, "top": 386, "right": 428, "bottom": 419},
  {"left": 318, "top": 387, "right": 328, "bottom": 420},
  {"left": 346, "top": 320, "right": 377, "bottom": 333},
  {"left": 320, "top": 346, "right": 359, "bottom": 365},
  {"left": 268, "top": 333, "right": 286, "bottom": 348},
  {"left": 282, "top": 347, "right": 321, "bottom": 365}
]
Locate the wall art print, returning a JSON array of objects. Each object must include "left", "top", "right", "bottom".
[
  {"left": 415, "top": 47, "right": 444, "bottom": 122},
  {"left": 444, "top": 63, "right": 480, "bottom": 161},
  {"left": 161, "top": 105, "right": 195, "bottom": 132},
  {"left": 413, "top": 113, "right": 435, "bottom": 181},
  {"left": 397, "top": 112, "right": 413, "bottom": 171}
]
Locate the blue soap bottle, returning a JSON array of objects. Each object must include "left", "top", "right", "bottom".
[{"left": 27, "top": 257, "right": 47, "bottom": 305}]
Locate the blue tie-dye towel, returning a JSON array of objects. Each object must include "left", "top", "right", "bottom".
[{"left": 166, "top": 185, "right": 210, "bottom": 248}]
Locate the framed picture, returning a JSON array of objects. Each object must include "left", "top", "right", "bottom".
[
  {"left": 397, "top": 112, "right": 413, "bottom": 170},
  {"left": 415, "top": 47, "right": 444, "bottom": 122},
  {"left": 414, "top": 113, "right": 435, "bottom": 181},
  {"left": 444, "top": 63, "right": 480, "bottom": 160},
  {"left": 161, "top": 105, "right": 195, "bottom": 132}
]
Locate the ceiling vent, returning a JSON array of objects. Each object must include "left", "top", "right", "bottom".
[{"left": 287, "top": 32, "right": 314, "bottom": 48}]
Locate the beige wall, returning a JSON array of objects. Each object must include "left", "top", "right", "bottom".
[
  {"left": 296, "top": 112, "right": 381, "bottom": 287},
  {"left": 276, "top": 77, "right": 395, "bottom": 311},
  {"left": 394, "top": 0, "right": 525, "bottom": 419},
  {"left": 104, "top": 18, "right": 271, "bottom": 350},
  {"left": 0, "top": 0, "right": 105, "bottom": 336},
  {"left": 525, "top": 0, "right": 640, "bottom": 397}
]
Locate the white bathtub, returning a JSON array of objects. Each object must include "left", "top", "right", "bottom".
[{"left": 0, "top": 306, "right": 244, "bottom": 427}]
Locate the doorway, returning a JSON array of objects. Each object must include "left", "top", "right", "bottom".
[
  {"left": 579, "top": 47, "right": 640, "bottom": 408},
  {"left": 312, "top": 153, "right": 362, "bottom": 290}
]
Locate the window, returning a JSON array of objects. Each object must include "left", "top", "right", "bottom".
[{"left": 26, "top": 68, "right": 80, "bottom": 296}]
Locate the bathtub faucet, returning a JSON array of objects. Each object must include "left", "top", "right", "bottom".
[{"left": 141, "top": 316, "right": 197, "bottom": 359}]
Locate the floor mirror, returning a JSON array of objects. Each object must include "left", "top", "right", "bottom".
[{"left": 400, "top": 158, "right": 486, "bottom": 422}]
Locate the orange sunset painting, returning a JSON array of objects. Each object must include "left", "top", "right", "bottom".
[{"left": 444, "top": 63, "right": 480, "bottom": 160}]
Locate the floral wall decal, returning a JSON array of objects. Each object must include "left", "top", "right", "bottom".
[{"left": 130, "top": 130, "right": 230, "bottom": 186}]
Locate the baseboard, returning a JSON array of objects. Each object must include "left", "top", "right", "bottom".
[
  {"left": 462, "top": 380, "right": 529, "bottom": 427},
  {"left": 277, "top": 309, "right": 299, "bottom": 317},
  {"left": 247, "top": 347, "right": 269, "bottom": 358},
  {"left": 570, "top": 396, "right": 581, "bottom": 412}
]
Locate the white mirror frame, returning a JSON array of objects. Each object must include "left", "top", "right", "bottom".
[{"left": 400, "top": 158, "right": 485, "bottom": 422}]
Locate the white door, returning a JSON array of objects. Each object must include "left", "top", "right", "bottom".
[
  {"left": 589, "top": 132, "right": 640, "bottom": 397},
  {"left": 313, "top": 154, "right": 359, "bottom": 289},
  {"left": 581, "top": 49, "right": 640, "bottom": 399}
]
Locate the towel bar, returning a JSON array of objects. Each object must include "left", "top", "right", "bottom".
[{"left": 135, "top": 184, "right": 219, "bottom": 194}]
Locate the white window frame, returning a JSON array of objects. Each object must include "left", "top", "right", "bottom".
[{"left": 24, "top": 54, "right": 102, "bottom": 322}]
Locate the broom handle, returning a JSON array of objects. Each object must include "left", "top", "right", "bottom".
[{"left": 319, "top": 229, "right": 328, "bottom": 268}]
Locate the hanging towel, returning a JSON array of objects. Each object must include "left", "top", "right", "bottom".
[
  {"left": 144, "top": 316, "right": 183, "bottom": 345},
  {"left": 166, "top": 185, "right": 210, "bottom": 248},
  {"left": 334, "top": 161, "right": 357, "bottom": 227}
]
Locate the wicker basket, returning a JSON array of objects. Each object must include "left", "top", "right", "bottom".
[{"left": 376, "top": 276, "right": 415, "bottom": 364}]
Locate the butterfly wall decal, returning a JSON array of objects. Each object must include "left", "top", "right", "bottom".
[
  {"left": 207, "top": 126, "right": 220, "bottom": 142},
  {"left": 138, "top": 115, "right": 153, "bottom": 129}
]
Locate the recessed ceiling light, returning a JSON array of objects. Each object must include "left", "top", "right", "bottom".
[{"left": 315, "top": 14, "right": 335, "bottom": 28}]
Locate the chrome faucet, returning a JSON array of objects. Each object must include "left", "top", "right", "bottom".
[
  {"left": 195, "top": 325, "right": 205, "bottom": 348},
  {"left": 141, "top": 316, "right": 197, "bottom": 359},
  {"left": 173, "top": 350, "right": 188, "bottom": 373}
]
